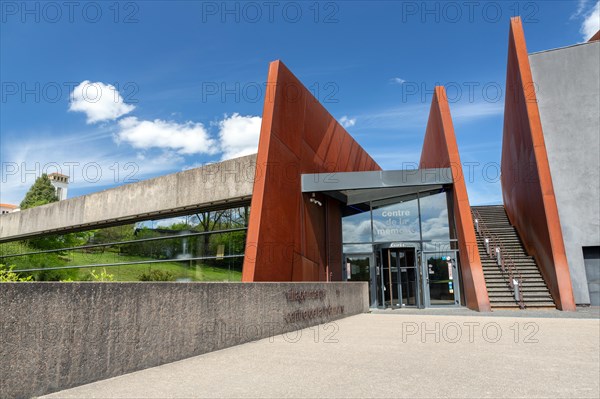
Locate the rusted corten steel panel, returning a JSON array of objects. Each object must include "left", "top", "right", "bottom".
[
  {"left": 242, "top": 61, "right": 380, "bottom": 282},
  {"left": 501, "top": 17, "right": 575, "bottom": 310},
  {"left": 419, "top": 87, "right": 491, "bottom": 312}
]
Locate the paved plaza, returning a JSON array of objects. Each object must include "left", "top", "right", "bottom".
[{"left": 42, "top": 309, "right": 600, "bottom": 398}]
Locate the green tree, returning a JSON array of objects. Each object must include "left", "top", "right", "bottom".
[
  {"left": 14, "top": 176, "right": 79, "bottom": 280},
  {"left": 90, "top": 225, "right": 135, "bottom": 255},
  {"left": 195, "top": 210, "right": 226, "bottom": 257},
  {"left": 20, "top": 174, "right": 58, "bottom": 210}
]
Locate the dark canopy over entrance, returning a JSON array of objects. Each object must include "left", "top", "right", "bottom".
[{"left": 301, "top": 168, "right": 453, "bottom": 205}]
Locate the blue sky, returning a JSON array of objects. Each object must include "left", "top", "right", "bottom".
[{"left": 1, "top": 0, "right": 599, "bottom": 206}]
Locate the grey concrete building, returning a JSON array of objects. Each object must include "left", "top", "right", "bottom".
[{"left": 529, "top": 40, "right": 600, "bottom": 305}]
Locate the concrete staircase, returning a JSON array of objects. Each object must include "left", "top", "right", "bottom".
[{"left": 471, "top": 205, "right": 555, "bottom": 309}]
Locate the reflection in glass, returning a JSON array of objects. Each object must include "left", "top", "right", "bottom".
[
  {"left": 372, "top": 196, "right": 420, "bottom": 242},
  {"left": 342, "top": 206, "right": 372, "bottom": 243},
  {"left": 343, "top": 244, "right": 373, "bottom": 254},
  {"left": 0, "top": 205, "right": 249, "bottom": 282},
  {"left": 419, "top": 190, "right": 451, "bottom": 241},
  {"left": 422, "top": 241, "right": 455, "bottom": 252}
]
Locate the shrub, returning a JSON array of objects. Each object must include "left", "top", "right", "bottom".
[
  {"left": 82, "top": 268, "right": 115, "bottom": 282},
  {"left": 0, "top": 264, "right": 33, "bottom": 282},
  {"left": 0, "top": 241, "right": 77, "bottom": 281},
  {"left": 138, "top": 269, "right": 175, "bottom": 281}
]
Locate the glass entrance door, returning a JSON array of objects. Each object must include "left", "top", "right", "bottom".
[
  {"left": 344, "top": 253, "right": 377, "bottom": 307},
  {"left": 380, "top": 248, "right": 420, "bottom": 308},
  {"left": 421, "top": 251, "right": 460, "bottom": 306},
  {"left": 381, "top": 249, "right": 399, "bottom": 307}
]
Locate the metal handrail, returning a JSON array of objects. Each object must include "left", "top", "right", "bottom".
[
  {"left": 7, "top": 254, "right": 245, "bottom": 273},
  {"left": 473, "top": 209, "right": 525, "bottom": 309},
  {"left": 0, "top": 226, "right": 248, "bottom": 259}
]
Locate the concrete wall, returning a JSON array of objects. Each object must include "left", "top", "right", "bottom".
[
  {"left": 0, "top": 281, "right": 368, "bottom": 398},
  {"left": 530, "top": 41, "right": 600, "bottom": 304},
  {"left": 0, "top": 155, "right": 256, "bottom": 243}
]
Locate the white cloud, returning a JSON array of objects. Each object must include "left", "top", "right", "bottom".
[
  {"left": 581, "top": 1, "right": 600, "bottom": 41},
  {"left": 116, "top": 117, "right": 218, "bottom": 155},
  {"left": 69, "top": 81, "right": 135, "bottom": 124},
  {"left": 218, "top": 113, "right": 262, "bottom": 160},
  {"left": 391, "top": 77, "right": 406, "bottom": 84},
  {"left": 571, "top": 0, "right": 590, "bottom": 19},
  {"left": 342, "top": 218, "right": 372, "bottom": 243},
  {"left": 339, "top": 116, "right": 356, "bottom": 128},
  {"left": 0, "top": 129, "right": 182, "bottom": 205}
]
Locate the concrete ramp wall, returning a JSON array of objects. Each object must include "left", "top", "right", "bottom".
[{"left": 0, "top": 154, "right": 257, "bottom": 243}]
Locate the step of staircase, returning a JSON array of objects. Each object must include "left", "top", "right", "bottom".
[
  {"left": 479, "top": 256, "right": 535, "bottom": 263},
  {"left": 486, "top": 281, "right": 548, "bottom": 288},
  {"left": 472, "top": 205, "right": 556, "bottom": 310},
  {"left": 485, "top": 278, "right": 547, "bottom": 285}
]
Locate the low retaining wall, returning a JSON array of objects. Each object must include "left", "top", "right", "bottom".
[{"left": 0, "top": 282, "right": 368, "bottom": 398}]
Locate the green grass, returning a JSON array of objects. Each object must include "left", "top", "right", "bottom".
[{"left": 64, "top": 251, "right": 242, "bottom": 282}]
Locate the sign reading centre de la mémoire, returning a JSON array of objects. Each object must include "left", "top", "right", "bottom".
[{"left": 283, "top": 288, "right": 344, "bottom": 324}]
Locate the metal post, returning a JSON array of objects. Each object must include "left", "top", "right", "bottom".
[
  {"left": 475, "top": 218, "right": 479, "bottom": 234},
  {"left": 513, "top": 279, "right": 520, "bottom": 302},
  {"left": 495, "top": 247, "right": 501, "bottom": 266},
  {"left": 484, "top": 238, "right": 490, "bottom": 256}
]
